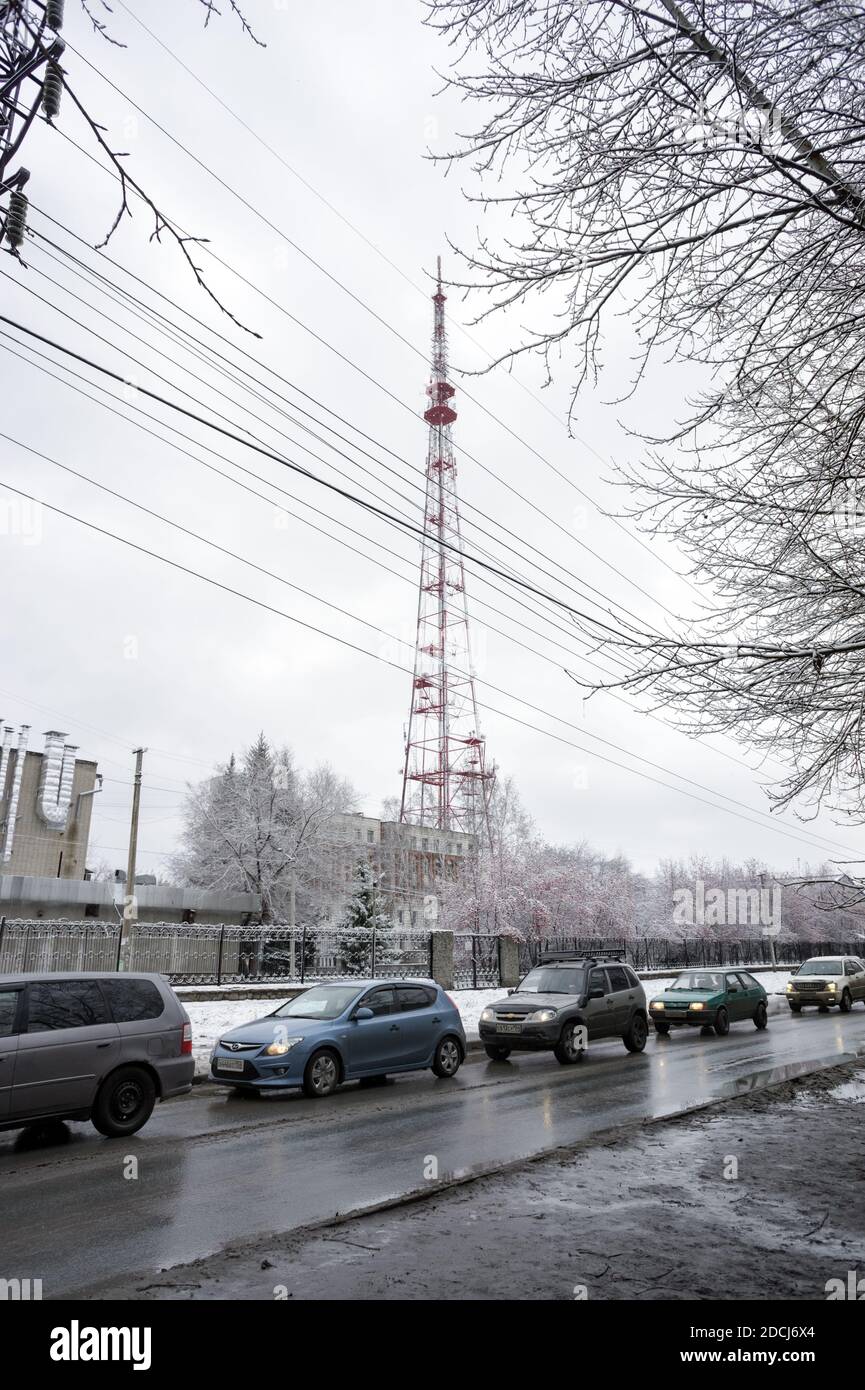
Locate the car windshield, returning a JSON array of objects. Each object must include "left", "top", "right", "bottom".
[
  {"left": 797, "top": 959, "right": 842, "bottom": 975},
  {"left": 669, "top": 972, "right": 723, "bottom": 991},
  {"left": 273, "top": 985, "right": 362, "bottom": 1019},
  {"left": 517, "top": 967, "right": 586, "bottom": 995}
]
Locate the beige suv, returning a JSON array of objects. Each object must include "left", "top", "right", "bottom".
[{"left": 786, "top": 956, "right": 865, "bottom": 1013}]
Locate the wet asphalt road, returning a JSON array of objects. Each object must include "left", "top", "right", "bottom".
[{"left": 2, "top": 1006, "right": 864, "bottom": 1298}]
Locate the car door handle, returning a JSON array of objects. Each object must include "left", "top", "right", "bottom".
[
  {"left": 432, "top": 1016, "right": 441, "bottom": 1024},
  {"left": 96, "top": 1041, "right": 113, "bottom": 1049},
  {"left": 389, "top": 1024, "right": 399, "bottom": 1031}
]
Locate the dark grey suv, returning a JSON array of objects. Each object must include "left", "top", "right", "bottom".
[
  {"left": 478, "top": 953, "right": 649, "bottom": 1063},
  {"left": 0, "top": 972, "right": 194, "bottom": 1137}
]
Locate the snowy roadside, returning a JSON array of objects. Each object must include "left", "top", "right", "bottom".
[{"left": 185, "top": 971, "right": 793, "bottom": 1077}]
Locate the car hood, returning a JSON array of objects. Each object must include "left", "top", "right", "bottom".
[
  {"left": 490, "top": 991, "right": 575, "bottom": 1012},
  {"left": 216, "top": 1013, "right": 328, "bottom": 1046},
  {"left": 791, "top": 973, "right": 837, "bottom": 984},
  {"left": 654, "top": 989, "right": 724, "bottom": 1005}
]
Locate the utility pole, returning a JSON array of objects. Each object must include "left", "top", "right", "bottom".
[
  {"left": 118, "top": 747, "right": 145, "bottom": 971},
  {"left": 1, "top": 1, "right": 66, "bottom": 248}
]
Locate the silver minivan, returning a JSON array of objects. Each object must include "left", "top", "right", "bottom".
[{"left": 0, "top": 971, "right": 194, "bottom": 1137}]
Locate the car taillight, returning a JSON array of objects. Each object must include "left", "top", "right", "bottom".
[{"left": 181, "top": 1021, "right": 193, "bottom": 1055}]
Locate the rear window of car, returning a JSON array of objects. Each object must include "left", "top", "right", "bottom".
[
  {"left": 396, "top": 986, "right": 435, "bottom": 1012},
  {"left": 0, "top": 990, "right": 20, "bottom": 1037},
  {"left": 607, "top": 966, "right": 631, "bottom": 991},
  {"left": 737, "top": 973, "right": 759, "bottom": 989},
  {"left": 26, "top": 979, "right": 111, "bottom": 1032},
  {"left": 623, "top": 966, "right": 640, "bottom": 988},
  {"left": 101, "top": 978, "right": 165, "bottom": 1022}
]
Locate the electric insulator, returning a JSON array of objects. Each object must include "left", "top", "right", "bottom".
[
  {"left": 5, "top": 190, "right": 28, "bottom": 250},
  {"left": 46, "top": 0, "right": 65, "bottom": 30},
  {"left": 42, "top": 62, "right": 63, "bottom": 119}
]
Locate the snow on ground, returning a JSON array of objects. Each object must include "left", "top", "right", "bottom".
[
  {"left": 828, "top": 1075, "right": 865, "bottom": 1104},
  {"left": 185, "top": 973, "right": 795, "bottom": 1077}
]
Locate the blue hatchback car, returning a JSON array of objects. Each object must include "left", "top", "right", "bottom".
[{"left": 210, "top": 979, "right": 466, "bottom": 1098}]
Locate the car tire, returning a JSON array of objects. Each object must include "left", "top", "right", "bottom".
[
  {"left": 714, "top": 1007, "right": 730, "bottom": 1036},
  {"left": 91, "top": 1066, "right": 156, "bottom": 1138},
  {"left": 839, "top": 989, "right": 853, "bottom": 1014},
  {"left": 554, "top": 1021, "right": 585, "bottom": 1065},
  {"left": 754, "top": 1002, "right": 768, "bottom": 1029},
  {"left": 302, "top": 1048, "right": 340, "bottom": 1099},
  {"left": 484, "top": 1045, "right": 511, "bottom": 1061},
  {"left": 653, "top": 1021, "right": 670, "bottom": 1036},
  {"left": 623, "top": 1013, "right": 648, "bottom": 1053},
  {"left": 789, "top": 1001, "right": 802, "bottom": 1013},
  {"left": 432, "top": 1035, "right": 462, "bottom": 1078}
]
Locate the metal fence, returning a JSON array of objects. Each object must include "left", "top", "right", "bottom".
[
  {"left": 0, "top": 919, "right": 435, "bottom": 986},
  {"left": 453, "top": 933, "right": 501, "bottom": 989},
  {"left": 517, "top": 935, "right": 865, "bottom": 974}
]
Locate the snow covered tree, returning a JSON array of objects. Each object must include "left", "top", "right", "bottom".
[
  {"left": 171, "top": 735, "right": 357, "bottom": 924},
  {"left": 338, "top": 860, "right": 394, "bottom": 975}
]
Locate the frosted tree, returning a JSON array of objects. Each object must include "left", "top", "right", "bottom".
[
  {"left": 339, "top": 859, "right": 393, "bottom": 975},
  {"left": 172, "top": 735, "right": 357, "bottom": 924}
]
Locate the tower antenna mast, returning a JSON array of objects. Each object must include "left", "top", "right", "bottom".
[{"left": 399, "top": 257, "right": 494, "bottom": 844}]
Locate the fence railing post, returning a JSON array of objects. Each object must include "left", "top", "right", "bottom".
[
  {"left": 371, "top": 927, "right": 377, "bottom": 977},
  {"left": 0, "top": 916, "right": 5, "bottom": 972},
  {"left": 472, "top": 934, "right": 478, "bottom": 990},
  {"left": 216, "top": 925, "right": 225, "bottom": 987},
  {"left": 300, "top": 926, "right": 306, "bottom": 983}
]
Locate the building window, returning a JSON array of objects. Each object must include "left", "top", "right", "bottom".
[
  {"left": 412, "top": 837, "right": 418, "bottom": 850},
  {"left": 411, "top": 911, "right": 418, "bottom": 926},
  {"left": 422, "top": 838, "right": 428, "bottom": 851},
  {"left": 367, "top": 829, "right": 374, "bottom": 843}
]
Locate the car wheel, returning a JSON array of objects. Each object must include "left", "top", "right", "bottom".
[
  {"left": 91, "top": 1066, "right": 156, "bottom": 1138},
  {"left": 714, "top": 1007, "right": 730, "bottom": 1036},
  {"left": 839, "top": 989, "right": 853, "bottom": 1014},
  {"left": 432, "top": 1036, "right": 462, "bottom": 1078},
  {"left": 788, "top": 1001, "right": 802, "bottom": 1013},
  {"left": 302, "top": 1048, "right": 340, "bottom": 1099},
  {"left": 653, "top": 1021, "right": 670, "bottom": 1036},
  {"left": 624, "top": 1013, "right": 648, "bottom": 1053},
  {"left": 754, "top": 1002, "right": 768, "bottom": 1030},
  {"left": 554, "top": 1021, "right": 585, "bottom": 1065},
  {"left": 484, "top": 1045, "right": 511, "bottom": 1061}
]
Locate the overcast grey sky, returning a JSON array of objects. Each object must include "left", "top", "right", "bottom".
[{"left": 1, "top": 0, "right": 859, "bottom": 879}]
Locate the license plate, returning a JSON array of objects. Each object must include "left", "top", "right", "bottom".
[
  {"left": 496, "top": 1022, "right": 523, "bottom": 1034},
  {"left": 217, "top": 1057, "right": 245, "bottom": 1073}
]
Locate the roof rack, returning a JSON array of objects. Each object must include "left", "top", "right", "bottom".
[{"left": 538, "top": 950, "right": 625, "bottom": 964}]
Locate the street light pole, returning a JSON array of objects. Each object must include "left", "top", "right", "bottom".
[{"left": 118, "top": 746, "right": 145, "bottom": 971}]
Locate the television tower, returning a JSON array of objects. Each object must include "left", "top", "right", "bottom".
[{"left": 399, "top": 258, "right": 494, "bottom": 844}]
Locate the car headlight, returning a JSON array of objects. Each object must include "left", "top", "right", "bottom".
[
  {"left": 650, "top": 1000, "right": 665, "bottom": 1010},
  {"left": 786, "top": 983, "right": 793, "bottom": 991},
  {"left": 480, "top": 1007, "right": 496, "bottom": 1023},
  {"left": 526, "top": 1008, "right": 557, "bottom": 1023},
  {"left": 689, "top": 1002, "right": 705, "bottom": 1011},
  {"left": 264, "top": 1037, "right": 303, "bottom": 1056},
  {"left": 828, "top": 982, "right": 836, "bottom": 991}
]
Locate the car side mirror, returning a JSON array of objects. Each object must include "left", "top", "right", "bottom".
[
  {"left": 588, "top": 987, "right": 605, "bottom": 1000},
  {"left": 353, "top": 1007, "right": 374, "bottom": 1021},
  {"left": 507, "top": 988, "right": 515, "bottom": 996}
]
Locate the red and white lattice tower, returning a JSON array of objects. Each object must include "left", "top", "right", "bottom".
[{"left": 399, "top": 258, "right": 494, "bottom": 843}]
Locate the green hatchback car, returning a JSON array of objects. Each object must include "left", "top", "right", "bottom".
[{"left": 649, "top": 969, "right": 769, "bottom": 1036}]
